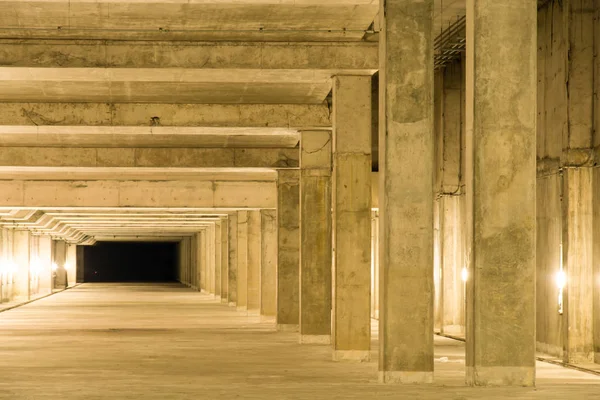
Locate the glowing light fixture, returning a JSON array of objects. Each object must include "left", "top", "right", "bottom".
[
  {"left": 556, "top": 269, "right": 566, "bottom": 315},
  {"left": 461, "top": 267, "right": 468, "bottom": 283},
  {"left": 52, "top": 262, "right": 58, "bottom": 272}
]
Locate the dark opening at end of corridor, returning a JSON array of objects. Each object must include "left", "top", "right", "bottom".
[{"left": 83, "top": 242, "right": 178, "bottom": 283}]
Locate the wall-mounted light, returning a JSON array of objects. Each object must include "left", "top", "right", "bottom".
[
  {"left": 556, "top": 269, "right": 566, "bottom": 315},
  {"left": 461, "top": 267, "right": 468, "bottom": 282},
  {"left": 51, "top": 262, "right": 58, "bottom": 272}
]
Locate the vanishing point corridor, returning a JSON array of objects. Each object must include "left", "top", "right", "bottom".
[{"left": 1, "top": 284, "right": 599, "bottom": 400}]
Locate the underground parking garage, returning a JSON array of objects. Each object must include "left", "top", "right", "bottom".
[{"left": 1, "top": 0, "right": 600, "bottom": 398}]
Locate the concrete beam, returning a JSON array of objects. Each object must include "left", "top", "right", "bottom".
[
  {"left": 0, "top": 179, "right": 277, "bottom": 208},
  {"left": 1, "top": 103, "right": 331, "bottom": 128},
  {"left": 0, "top": 126, "right": 300, "bottom": 148},
  {"left": 0, "top": 147, "right": 299, "bottom": 168},
  {"left": 0, "top": 40, "right": 378, "bottom": 70}
]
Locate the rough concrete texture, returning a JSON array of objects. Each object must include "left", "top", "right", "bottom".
[
  {"left": 378, "top": 0, "right": 435, "bottom": 383},
  {"left": 299, "top": 130, "right": 332, "bottom": 341},
  {"left": 332, "top": 76, "right": 371, "bottom": 360},
  {"left": 227, "top": 213, "right": 238, "bottom": 305},
  {"left": 220, "top": 218, "right": 229, "bottom": 303},
  {"left": 260, "top": 210, "right": 277, "bottom": 319},
  {"left": 465, "top": 0, "right": 537, "bottom": 386},
  {"left": 246, "top": 210, "right": 261, "bottom": 315},
  {"left": 276, "top": 170, "right": 300, "bottom": 330},
  {"left": 1, "top": 284, "right": 600, "bottom": 400},
  {"left": 236, "top": 211, "right": 248, "bottom": 311}
]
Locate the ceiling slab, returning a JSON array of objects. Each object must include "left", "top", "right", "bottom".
[
  {"left": 0, "top": 126, "right": 300, "bottom": 148},
  {"left": 0, "top": 1, "right": 378, "bottom": 41}
]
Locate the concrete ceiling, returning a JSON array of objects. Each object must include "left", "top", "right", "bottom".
[{"left": 0, "top": 0, "right": 379, "bottom": 41}]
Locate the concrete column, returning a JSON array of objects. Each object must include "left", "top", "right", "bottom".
[
  {"left": 13, "top": 230, "right": 31, "bottom": 300},
  {"left": 215, "top": 222, "right": 222, "bottom": 298},
  {"left": 200, "top": 231, "right": 207, "bottom": 291},
  {"left": 38, "top": 236, "right": 52, "bottom": 294},
  {"left": 299, "top": 130, "right": 332, "bottom": 344},
  {"left": 66, "top": 243, "right": 77, "bottom": 287},
  {"left": 378, "top": 0, "right": 434, "bottom": 383},
  {"left": 277, "top": 169, "right": 300, "bottom": 331},
  {"left": 371, "top": 212, "right": 379, "bottom": 320},
  {"left": 52, "top": 240, "right": 68, "bottom": 290},
  {"left": 247, "top": 210, "right": 261, "bottom": 316},
  {"left": 76, "top": 246, "right": 84, "bottom": 283},
  {"left": 331, "top": 75, "right": 371, "bottom": 360},
  {"left": 260, "top": 209, "right": 277, "bottom": 321},
  {"left": 465, "top": 0, "right": 537, "bottom": 386},
  {"left": 228, "top": 213, "right": 238, "bottom": 306},
  {"left": 190, "top": 234, "right": 198, "bottom": 290},
  {"left": 220, "top": 217, "right": 229, "bottom": 303},
  {"left": 208, "top": 225, "right": 216, "bottom": 294},
  {"left": 236, "top": 210, "right": 248, "bottom": 311}
]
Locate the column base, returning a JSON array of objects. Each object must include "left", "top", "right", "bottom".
[
  {"left": 228, "top": 302, "right": 236, "bottom": 307},
  {"left": 300, "top": 335, "right": 330, "bottom": 344},
  {"left": 466, "top": 366, "right": 535, "bottom": 387},
  {"left": 236, "top": 305, "right": 247, "bottom": 312},
  {"left": 220, "top": 298, "right": 228, "bottom": 304},
  {"left": 276, "top": 324, "right": 299, "bottom": 332},
  {"left": 333, "top": 350, "right": 370, "bottom": 362},
  {"left": 260, "top": 315, "right": 276, "bottom": 323},
  {"left": 247, "top": 309, "right": 260, "bottom": 316},
  {"left": 378, "top": 371, "right": 433, "bottom": 384}
]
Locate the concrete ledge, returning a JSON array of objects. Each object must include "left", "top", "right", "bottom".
[
  {"left": 465, "top": 366, "right": 535, "bottom": 387},
  {"left": 333, "top": 350, "right": 370, "bottom": 362},
  {"left": 378, "top": 371, "right": 433, "bottom": 384},
  {"left": 276, "top": 324, "right": 299, "bottom": 332},
  {"left": 299, "top": 335, "right": 330, "bottom": 344}
]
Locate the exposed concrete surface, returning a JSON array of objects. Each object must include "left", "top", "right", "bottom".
[{"left": 0, "top": 283, "right": 599, "bottom": 400}]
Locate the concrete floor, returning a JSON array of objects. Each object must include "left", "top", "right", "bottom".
[{"left": 1, "top": 283, "right": 599, "bottom": 399}]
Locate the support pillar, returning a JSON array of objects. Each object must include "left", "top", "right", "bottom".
[
  {"left": 200, "top": 231, "right": 207, "bottom": 292},
  {"left": 228, "top": 213, "right": 238, "bottom": 306},
  {"left": 215, "top": 222, "right": 222, "bottom": 298},
  {"left": 277, "top": 170, "right": 300, "bottom": 331},
  {"left": 76, "top": 246, "right": 84, "bottom": 283},
  {"left": 378, "top": 0, "right": 434, "bottom": 383},
  {"left": 13, "top": 230, "right": 30, "bottom": 300},
  {"left": 208, "top": 225, "right": 216, "bottom": 295},
  {"left": 247, "top": 210, "right": 261, "bottom": 316},
  {"left": 221, "top": 216, "right": 229, "bottom": 303},
  {"left": 237, "top": 210, "right": 248, "bottom": 311},
  {"left": 465, "top": 0, "right": 537, "bottom": 386},
  {"left": 299, "top": 130, "right": 332, "bottom": 344},
  {"left": 52, "top": 240, "right": 67, "bottom": 290},
  {"left": 260, "top": 209, "right": 277, "bottom": 321},
  {"left": 331, "top": 75, "right": 372, "bottom": 360},
  {"left": 66, "top": 243, "right": 77, "bottom": 287},
  {"left": 38, "top": 236, "right": 52, "bottom": 294}
]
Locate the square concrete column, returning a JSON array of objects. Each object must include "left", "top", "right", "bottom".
[
  {"left": 277, "top": 170, "right": 300, "bottom": 331},
  {"left": 299, "top": 130, "right": 332, "bottom": 344},
  {"left": 247, "top": 210, "right": 262, "bottom": 316},
  {"left": 38, "top": 236, "right": 52, "bottom": 294},
  {"left": 66, "top": 243, "right": 77, "bottom": 287},
  {"left": 194, "top": 233, "right": 202, "bottom": 290},
  {"left": 260, "top": 209, "right": 277, "bottom": 321},
  {"left": 215, "top": 222, "right": 222, "bottom": 298},
  {"left": 220, "top": 217, "right": 229, "bottom": 304},
  {"left": 208, "top": 224, "right": 216, "bottom": 294},
  {"left": 236, "top": 210, "right": 248, "bottom": 311},
  {"left": 200, "top": 230, "right": 207, "bottom": 292},
  {"left": 379, "top": 0, "right": 434, "bottom": 384},
  {"left": 464, "top": 0, "right": 537, "bottom": 386},
  {"left": 13, "top": 230, "right": 31, "bottom": 300},
  {"left": 331, "top": 75, "right": 372, "bottom": 360},
  {"left": 52, "top": 240, "right": 68, "bottom": 290},
  {"left": 228, "top": 213, "right": 238, "bottom": 306}
]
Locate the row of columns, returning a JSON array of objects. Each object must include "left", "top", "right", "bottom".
[{"left": 0, "top": 227, "right": 77, "bottom": 303}]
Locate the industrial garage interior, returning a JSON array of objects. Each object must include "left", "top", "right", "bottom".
[{"left": 1, "top": 0, "right": 600, "bottom": 398}]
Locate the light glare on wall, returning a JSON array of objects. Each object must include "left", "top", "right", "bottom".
[
  {"left": 556, "top": 269, "right": 566, "bottom": 315},
  {"left": 461, "top": 267, "right": 468, "bottom": 282},
  {"left": 51, "top": 262, "right": 58, "bottom": 272},
  {"left": 29, "top": 257, "right": 42, "bottom": 276}
]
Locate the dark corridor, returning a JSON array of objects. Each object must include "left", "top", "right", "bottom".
[{"left": 83, "top": 242, "right": 178, "bottom": 282}]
